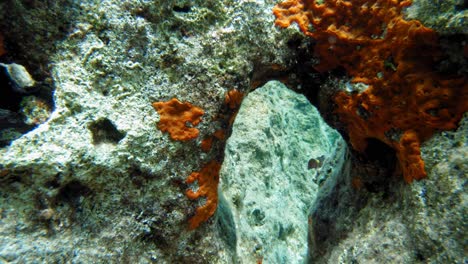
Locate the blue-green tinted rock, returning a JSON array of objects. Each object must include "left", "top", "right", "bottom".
[
  {"left": 405, "top": 0, "right": 467, "bottom": 34},
  {"left": 219, "top": 80, "right": 347, "bottom": 263}
]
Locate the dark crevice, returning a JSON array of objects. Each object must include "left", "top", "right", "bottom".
[
  {"left": 88, "top": 118, "right": 126, "bottom": 145},
  {"left": 363, "top": 138, "right": 397, "bottom": 167},
  {"left": 455, "top": 0, "right": 468, "bottom": 11},
  {"left": 55, "top": 180, "right": 92, "bottom": 206},
  {"left": 437, "top": 34, "right": 468, "bottom": 76},
  {"left": 173, "top": 5, "right": 191, "bottom": 13},
  {"left": 0, "top": 0, "right": 79, "bottom": 147},
  {"left": 0, "top": 67, "right": 38, "bottom": 147}
]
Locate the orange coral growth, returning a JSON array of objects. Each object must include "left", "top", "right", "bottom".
[
  {"left": 273, "top": 0, "right": 414, "bottom": 74},
  {"left": 225, "top": 89, "right": 243, "bottom": 126},
  {"left": 200, "top": 136, "right": 213, "bottom": 152},
  {"left": 185, "top": 160, "right": 221, "bottom": 229},
  {"left": 224, "top": 89, "right": 244, "bottom": 109},
  {"left": 200, "top": 130, "right": 226, "bottom": 152},
  {"left": 351, "top": 176, "right": 364, "bottom": 190},
  {"left": 274, "top": 0, "right": 468, "bottom": 182},
  {"left": 213, "top": 129, "right": 226, "bottom": 140},
  {"left": 152, "top": 98, "right": 205, "bottom": 141}
]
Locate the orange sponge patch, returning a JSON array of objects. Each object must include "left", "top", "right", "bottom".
[
  {"left": 152, "top": 98, "right": 204, "bottom": 141},
  {"left": 273, "top": 0, "right": 468, "bottom": 182},
  {"left": 185, "top": 160, "right": 221, "bottom": 229},
  {"left": 224, "top": 89, "right": 244, "bottom": 110}
]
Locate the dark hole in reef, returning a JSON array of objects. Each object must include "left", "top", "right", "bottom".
[
  {"left": 56, "top": 180, "right": 92, "bottom": 206},
  {"left": 415, "top": 251, "right": 426, "bottom": 261},
  {"left": 101, "top": 89, "right": 109, "bottom": 96},
  {"left": 286, "top": 36, "right": 303, "bottom": 50},
  {"left": 129, "top": 164, "right": 159, "bottom": 187},
  {"left": 0, "top": 68, "right": 23, "bottom": 112},
  {"left": 173, "top": 5, "right": 191, "bottom": 13},
  {"left": 437, "top": 34, "right": 468, "bottom": 75},
  {"left": 44, "top": 174, "right": 61, "bottom": 189},
  {"left": 285, "top": 37, "right": 343, "bottom": 108},
  {"left": 455, "top": 0, "right": 468, "bottom": 10},
  {"left": 358, "top": 138, "right": 398, "bottom": 194},
  {"left": 0, "top": 66, "right": 54, "bottom": 147},
  {"left": 251, "top": 208, "right": 265, "bottom": 226},
  {"left": 88, "top": 118, "right": 126, "bottom": 145},
  {"left": 363, "top": 138, "right": 396, "bottom": 167}
]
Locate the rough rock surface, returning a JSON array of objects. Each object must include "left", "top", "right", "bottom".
[
  {"left": 219, "top": 81, "right": 346, "bottom": 263},
  {"left": 405, "top": 0, "right": 468, "bottom": 34},
  {"left": 405, "top": 114, "right": 467, "bottom": 263},
  {"left": 0, "top": 0, "right": 302, "bottom": 263},
  {"left": 307, "top": 114, "right": 468, "bottom": 264},
  {"left": 0, "top": 0, "right": 466, "bottom": 263}
]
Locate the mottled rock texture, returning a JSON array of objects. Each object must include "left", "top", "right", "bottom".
[
  {"left": 0, "top": 0, "right": 302, "bottom": 263},
  {"left": 0, "top": 0, "right": 466, "bottom": 263},
  {"left": 219, "top": 81, "right": 346, "bottom": 263},
  {"left": 406, "top": 0, "right": 468, "bottom": 34},
  {"left": 308, "top": 114, "right": 467, "bottom": 264}
]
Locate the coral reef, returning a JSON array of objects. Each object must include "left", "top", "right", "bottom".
[
  {"left": 152, "top": 98, "right": 205, "bottom": 141},
  {"left": 308, "top": 114, "right": 468, "bottom": 263},
  {"left": 186, "top": 160, "right": 221, "bottom": 229},
  {"left": 273, "top": 0, "right": 468, "bottom": 182},
  {"left": 1, "top": 0, "right": 464, "bottom": 262}
]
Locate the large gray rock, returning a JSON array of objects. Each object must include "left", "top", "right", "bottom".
[
  {"left": 219, "top": 81, "right": 347, "bottom": 263},
  {"left": 0, "top": 1, "right": 303, "bottom": 263}
]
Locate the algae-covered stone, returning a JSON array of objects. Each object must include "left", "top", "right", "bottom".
[
  {"left": 404, "top": 114, "right": 468, "bottom": 262},
  {"left": 219, "top": 80, "right": 347, "bottom": 263},
  {"left": 0, "top": 0, "right": 302, "bottom": 263},
  {"left": 307, "top": 114, "right": 468, "bottom": 263},
  {"left": 405, "top": 0, "right": 468, "bottom": 34},
  {"left": 1, "top": 0, "right": 465, "bottom": 262}
]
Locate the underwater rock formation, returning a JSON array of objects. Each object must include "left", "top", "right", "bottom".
[
  {"left": 273, "top": 0, "right": 468, "bottom": 183},
  {"left": 406, "top": 0, "right": 468, "bottom": 34},
  {"left": 219, "top": 80, "right": 346, "bottom": 263},
  {"left": 0, "top": 0, "right": 465, "bottom": 263},
  {"left": 0, "top": 0, "right": 297, "bottom": 262},
  {"left": 308, "top": 114, "right": 467, "bottom": 263}
]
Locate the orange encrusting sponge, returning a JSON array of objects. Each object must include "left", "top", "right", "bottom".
[
  {"left": 152, "top": 98, "right": 205, "bottom": 141},
  {"left": 185, "top": 160, "right": 221, "bottom": 229},
  {"left": 273, "top": 0, "right": 468, "bottom": 182}
]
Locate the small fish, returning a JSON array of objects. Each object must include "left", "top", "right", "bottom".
[{"left": 308, "top": 155, "right": 325, "bottom": 169}]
